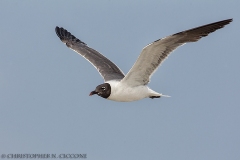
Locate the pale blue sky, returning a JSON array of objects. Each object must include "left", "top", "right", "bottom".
[{"left": 1, "top": 1, "right": 239, "bottom": 160}]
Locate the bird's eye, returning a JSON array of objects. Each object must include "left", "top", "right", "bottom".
[{"left": 101, "top": 86, "right": 106, "bottom": 90}]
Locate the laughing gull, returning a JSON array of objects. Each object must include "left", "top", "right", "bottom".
[{"left": 55, "top": 19, "right": 232, "bottom": 102}]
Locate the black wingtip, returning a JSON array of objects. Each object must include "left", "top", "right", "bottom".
[
  {"left": 55, "top": 26, "right": 67, "bottom": 41},
  {"left": 55, "top": 26, "right": 60, "bottom": 33},
  {"left": 211, "top": 18, "right": 233, "bottom": 30},
  {"left": 55, "top": 26, "right": 62, "bottom": 40},
  {"left": 55, "top": 26, "right": 86, "bottom": 45},
  {"left": 222, "top": 18, "right": 233, "bottom": 25}
]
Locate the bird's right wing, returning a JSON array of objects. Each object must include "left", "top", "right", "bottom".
[{"left": 55, "top": 27, "right": 125, "bottom": 82}]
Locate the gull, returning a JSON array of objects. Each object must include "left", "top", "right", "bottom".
[{"left": 55, "top": 19, "right": 232, "bottom": 102}]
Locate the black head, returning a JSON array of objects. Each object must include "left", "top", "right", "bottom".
[{"left": 89, "top": 83, "right": 111, "bottom": 99}]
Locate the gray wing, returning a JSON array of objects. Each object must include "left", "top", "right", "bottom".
[
  {"left": 121, "top": 19, "right": 232, "bottom": 86},
  {"left": 55, "top": 27, "right": 125, "bottom": 82}
]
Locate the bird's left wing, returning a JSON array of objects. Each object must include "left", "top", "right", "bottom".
[{"left": 121, "top": 19, "right": 232, "bottom": 87}]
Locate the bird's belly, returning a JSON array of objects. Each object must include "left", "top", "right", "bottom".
[{"left": 107, "top": 85, "right": 149, "bottom": 102}]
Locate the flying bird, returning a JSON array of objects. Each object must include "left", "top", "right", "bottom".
[{"left": 55, "top": 19, "right": 232, "bottom": 102}]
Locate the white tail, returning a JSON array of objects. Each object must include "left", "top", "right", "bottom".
[{"left": 160, "top": 94, "right": 171, "bottom": 98}]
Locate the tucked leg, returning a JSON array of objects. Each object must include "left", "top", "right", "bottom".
[{"left": 149, "top": 96, "right": 161, "bottom": 99}]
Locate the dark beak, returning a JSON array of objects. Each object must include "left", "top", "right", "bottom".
[{"left": 89, "top": 91, "right": 97, "bottom": 96}]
